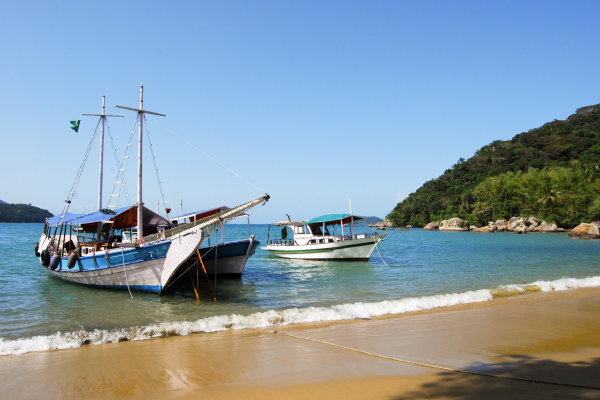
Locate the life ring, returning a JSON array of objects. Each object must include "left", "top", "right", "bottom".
[{"left": 40, "top": 249, "right": 50, "bottom": 267}]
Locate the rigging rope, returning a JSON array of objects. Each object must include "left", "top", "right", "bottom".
[
  {"left": 105, "top": 120, "right": 131, "bottom": 206},
  {"left": 60, "top": 118, "right": 102, "bottom": 222},
  {"left": 143, "top": 115, "right": 173, "bottom": 214},
  {"left": 148, "top": 116, "right": 266, "bottom": 195},
  {"left": 106, "top": 118, "right": 138, "bottom": 209}
]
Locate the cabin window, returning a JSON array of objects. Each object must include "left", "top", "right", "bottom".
[{"left": 294, "top": 226, "right": 305, "bottom": 234}]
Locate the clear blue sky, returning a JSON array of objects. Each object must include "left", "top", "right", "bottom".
[{"left": 1, "top": 0, "right": 599, "bottom": 223}]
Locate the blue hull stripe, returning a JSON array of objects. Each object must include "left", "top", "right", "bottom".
[
  {"left": 57, "top": 241, "right": 171, "bottom": 272},
  {"left": 51, "top": 274, "right": 163, "bottom": 293}
]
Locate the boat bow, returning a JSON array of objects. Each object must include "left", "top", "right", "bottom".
[{"left": 156, "top": 195, "right": 269, "bottom": 289}]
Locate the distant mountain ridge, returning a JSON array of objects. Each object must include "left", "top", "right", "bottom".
[
  {"left": 0, "top": 203, "right": 54, "bottom": 223},
  {"left": 362, "top": 216, "right": 383, "bottom": 225}
]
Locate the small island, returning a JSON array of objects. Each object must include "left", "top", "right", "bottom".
[{"left": 0, "top": 200, "right": 54, "bottom": 223}]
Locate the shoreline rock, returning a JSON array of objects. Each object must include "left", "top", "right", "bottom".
[
  {"left": 423, "top": 222, "right": 439, "bottom": 231},
  {"left": 439, "top": 218, "right": 469, "bottom": 231},
  {"left": 373, "top": 219, "right": 393, "bottom": 228},
  {"left": 567, "top": 222, "right": 600, "bottom": 239}
]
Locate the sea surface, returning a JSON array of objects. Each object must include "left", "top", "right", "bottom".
[{"left": 1, "top": 223, "right": 599, "bottom": 355}]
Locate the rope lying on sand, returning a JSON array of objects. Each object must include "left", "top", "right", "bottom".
[{"left": 282, "top": 332, "right": 600, "bottom": 391}]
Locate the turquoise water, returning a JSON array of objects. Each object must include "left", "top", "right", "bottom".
[{"left": 0, "top": 223, "right": 599, "bottom": 353}]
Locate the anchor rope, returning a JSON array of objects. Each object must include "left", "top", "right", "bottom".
[
  {"left": 148, "top": 116, "right": 266, "bottom": 195},
  {"left": 121, "top": 249, "right": 133, "bottom": 299},
  {"left": 374, "top": 236, "right": 388, "bottom": 266},
  {"left": 282, "top": 333, "right": 600, "bottom": 391}
]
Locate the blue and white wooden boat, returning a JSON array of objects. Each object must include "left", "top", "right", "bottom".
[{"left": 36, "top": 85, "right": 269, "bottom": 294}]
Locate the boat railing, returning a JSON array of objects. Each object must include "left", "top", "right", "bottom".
[
  {"left": 267, "top": 232, "right": 379, "bottom": 246},
  {"left": 267, "top": 239, "right": 295, "bottom": 246}
]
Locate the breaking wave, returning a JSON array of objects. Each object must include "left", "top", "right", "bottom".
[{"left": 2, "top": 275, "right": 599, "bottom": 356}]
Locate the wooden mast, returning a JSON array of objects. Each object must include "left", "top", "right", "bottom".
[
  {"left": 82, "top": 96, "right": 123, "bottom": 212},
  {"left": 116, "top": 84, "right": 166, "bottom": 242}
]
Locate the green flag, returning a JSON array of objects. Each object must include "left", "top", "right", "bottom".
[{"left": 70, "top": 120, "right": 80, "bottom": 133}]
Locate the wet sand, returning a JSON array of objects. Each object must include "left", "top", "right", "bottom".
[{"left": 2, "top": 287, "right": 600, "bottom": 399}]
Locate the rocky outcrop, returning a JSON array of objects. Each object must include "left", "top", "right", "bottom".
[
  {"left": 495, "top": 220, "right": 508, "bottom": 232},
  {"left": 527, "top": 217, "right": 543, "bottom": 229},
  {"left": 533, "top": 221, "right": 566, "bottom": 233},
  {"left": 508, "top": 217, "right": 527, "bottom": 231},
  {"left": 373, "top": 219, "right": 393, "bottom": 228},
  {"left": 491, "top": 216, "right": 565, "bottom": 233},
  {"left": 406, "top": 225, "right": 412, "bottom": 228},
  {"left": 473, "top": 226, "right": 495, "bottom": 233},
  {"left": 439, "top": 218, "right": 470, "bottom": 231},
  {"left": 423, "top": 222, "right": 439, "bottom": 231},
  {"left": 567, "top": 222, "right": 600, "bottom": 239}
]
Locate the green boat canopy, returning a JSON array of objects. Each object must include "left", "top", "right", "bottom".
[{"left": 304, "top": 214, "right": 365, "bottom": 226}]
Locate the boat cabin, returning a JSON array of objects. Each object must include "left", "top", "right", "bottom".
[{"left": 44, "top": 205, "right": 170, "bottom": 255}]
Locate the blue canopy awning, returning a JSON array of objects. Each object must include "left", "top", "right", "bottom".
[
  {"left": 67, "top": 206, "right": 132, "bottom": 226},
  {"left": 304, "top": 214, "right": 365, "bottom": 225},
  {"left": 47, "top": 212, "right": 83, "bottom": 226},
  {"left": 48, "top": 207, "right": 131, "bottom": 227},
  {"left": 48, "top": 205, "right": 171, "bottom": 229}
]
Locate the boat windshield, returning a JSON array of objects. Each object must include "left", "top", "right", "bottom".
[{"left": 308, "top": 224, "right": 330, "bottom": 236}]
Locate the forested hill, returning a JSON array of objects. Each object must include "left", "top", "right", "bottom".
[
  {"left": 0, "top": 203, "right": 54, "bottom": 223},
  {"left": 387, "top": 103, "right": 600, "bottom": 228}
]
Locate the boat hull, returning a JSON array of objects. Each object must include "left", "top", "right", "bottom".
[
  {"left": 197, "top": 236, "right": 259, "bottom": 278},
  {"left": 47, "top": 256, "right": 166, "bottom": 293},
  {"left": 37, "top": 231, "right": 204, "bottom": 294},
  {"left": 264, "top": 234, "right": 385, "bottom": 261}
]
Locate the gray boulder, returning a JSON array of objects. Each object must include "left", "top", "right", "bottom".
[
  {"left": 423, "top": 222, "right": 439, "bottom": 231},
  {"left": 439, "top": 218, "right": 470, "bottom": 231}
]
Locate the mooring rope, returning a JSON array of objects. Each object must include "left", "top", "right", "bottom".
[
  {"left": 121, "top": 249, "right": 133, "bottom": 299},
  {"left": 282, "top": 333, "right": 600, "bottom": 391},
  {"left": 374, "top": 236, "right": 388, "bottom": 266}
]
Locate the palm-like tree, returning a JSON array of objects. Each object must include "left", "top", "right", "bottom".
[{"left": 537, "top": 182, "right": 561, "bottom": 214}]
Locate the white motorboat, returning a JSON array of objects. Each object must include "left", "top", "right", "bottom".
[{"left": 263, "top": 214, "right": 386, "bottom": 261}]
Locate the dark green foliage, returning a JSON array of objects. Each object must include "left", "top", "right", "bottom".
[
  {"left": 387, "top": 104, "right": 600, "bottom": 228},
  {"left": 0, "top": 203, "right": 54, "bottom": 223}
]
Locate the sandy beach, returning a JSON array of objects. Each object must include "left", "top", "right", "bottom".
[{"left": 2, "top": 287, "right": 600, "bottom": 399}]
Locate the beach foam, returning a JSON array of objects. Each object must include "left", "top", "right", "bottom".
[{"left": 1, "top": 275, "right": 599, "bottom": 356}]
